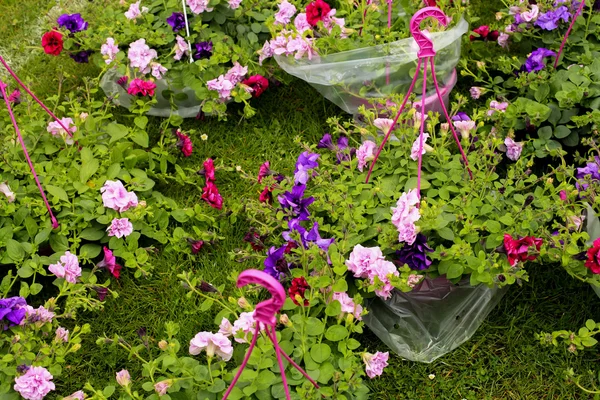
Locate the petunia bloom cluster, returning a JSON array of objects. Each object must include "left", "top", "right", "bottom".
[
  {"left": 391, "top": 189, "right": 421, "bottom": 245},
  {"left": 346, "top": 245, "right": 399, "bottom": 299},
  {"left": 48, "top": 251, "right": 81, "bottom": 284}
]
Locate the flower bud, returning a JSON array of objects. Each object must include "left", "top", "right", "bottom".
[
  {"left": 158, "top": 340, "right": 168, "bottom": 350},
  {"left": 138, "top": 200, "right": 147, "bottom": 208},
  {"left": 279, "top": 314, "right": 292, "bottom": 327},
  {"left": 346, "top": 313, "right": 354, "bottom": 325},
  {"left": 237, "top": 297, "right": 252, "bottom": 310},
  {"left": 116, "top": 369, "right": 131, "bottom": 387},
  {"left": 439, "top": 123, "right": 449, "bottom": 136},
  {"left": 69, "top": 344, "right": 81, "bottom": 352}
]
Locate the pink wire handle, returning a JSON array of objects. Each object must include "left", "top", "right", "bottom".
[
  {"left": 553, "top": 0, "right": 586, "bottom": 69},
  {"left": 0, "top": 54, "right": 79, "bottom": 146},
  {"left": 222, "top": 270, "right": 319, "bottom": 400},
  {"left": 0, "top": 81, "right": 59, "bottom": 229}
]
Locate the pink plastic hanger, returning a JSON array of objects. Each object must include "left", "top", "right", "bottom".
[
  {"left": 365, "top": 7, "right": 472, "bottom": 196},
  {"left": 553, "top": 0, "right": 585, "bottom": 69},
  {"left": 222, "top": 270, "right": 319, "bottom": 400}
]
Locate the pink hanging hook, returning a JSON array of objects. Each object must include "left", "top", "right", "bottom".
[
  {"left": 365, "top": 7, "right": 472, "bottom": 186},
  {"left": 222, "top": 270, "right": 319, "bottom": 400},
  {"left": 553, "top": 0, "right": 585, "bottom": 69}
]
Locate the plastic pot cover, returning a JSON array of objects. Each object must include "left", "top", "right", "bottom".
[
  {"left": 100, "top": 68, "right": 201, "bottom": 118},
  {"left": 363, "top": 276, "right": 506, "bottom": 363},
  {"left": 274, "top": 17, "right": 468, "bottom": 115},
  {"left": 585, "top": 204, "right": 600, "bottom": 298}
]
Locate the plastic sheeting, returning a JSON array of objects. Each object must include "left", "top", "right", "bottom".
[
  {"left": 363, "top": 276, "right": 506, "bottom": 363},
  {"left": 99, "top": 68, "right": 202, "bottom": 118},
  {"left": 274, "top": 17, "right": 468, "bottom": 115},
  {"left": 586, "top": 205, "right": 600, "bottom": 297}
]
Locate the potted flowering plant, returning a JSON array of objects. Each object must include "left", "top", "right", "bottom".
[
  {"left": 239, "top": 99, "right": 568, "bottom": 361},
  {"left": 257, "top": 1, "right": 468, "bottom": 116},
  {"left": 461, "top": 0, "right": 599, "bottom": 155},
  {"left": 75, "top": 0, "right": 277, "bottom": 119}
]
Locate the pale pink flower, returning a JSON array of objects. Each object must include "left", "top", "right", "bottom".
[
  {"left": 520, "top": 5, "right": 538, "bottom": 22},
  {"left": 332, "top": 292, "right": 363, "bottom": 320},
  {"left": 413, "top": 110, "right": 427, "bottom": 126},
  {"left": 498, "top": 32, "right": 509, "bottom": 48},
  {"left": 55, "top": 327, "right": 69, "bottom": 342},
  {"left": 368, "top": 259, "right": 398, "bottom": 299},
  {"left": 487, "top": 100, "right": 509, "bottom": 116},
  {"left": 187, "top": 0, "right": 213, "bottom": 14},
  {"left": 127, "top": 39, "right": 157, "bottom": 73},
  {"left": 207, "top": 76, "right": 235, "bottom": 100},
  {"left": 504, "top": 137, "right": 523, "bottom": 161},
  {"left": 224, "top": 62, "right": 248, "bottom": 85},
  {"left": 469, "top": 87, "right": 482, "bottom": 99},
  {"left": 397, "top": 222, "right": 417, "bottom": 245},
  {"left": 287, "top": 36, "right": 317, "bottom": 60},
  {"left": 151, "top": 63, "right": 167, "bottom": 79},
  {"left": 373, "top": 118, "right": 394, "bottom": 134},
  {"left": 231, "top": 312, "right": 257, "bottom": 343},
  {"left": 407, "top": 274, "right": 422, "bottom": 288},
  {"left": 294, "top": 13, "right": 311, "bottom": 33},
  {"left": 115, "top": 370, "right": 131, "bottom": 387},
  {"left": 362, "top": 352, "right": 389, "bottom": 378},
  {"left": 275, "top": 0, "right": 297, "bottom": 25},
  {"left": 101, "top": 38, "right": 119, "bottom": 64},
  {"left": 174, "top": 36, "right": 190, "bottom": 61},
  {"left": 322, "top": 9, "right": 345, "bottom": 34},
  {"left": 154, "top": 380, "right": 172, "bottom": 396},
  {"left": 228, "top": 0, "right": 242, "bottom": 8},
  {"left": 124, "top": 1, "right": 148, "bottom": 20},
  {"left": 410, "top": 133, "right": 431, "bottom": 161},
  {"left": 107, "top": 218, "right": 134, "bottom": 238},
  {"left": 100, "top": 180, "right": 138, "bottom": 212},
  {"left": 63, "top": 391, "right": 85, "bottom": 400},
  {"left": 218, "top": 318, "right": 234, "bottom": 336},
  {"left": 189, "top": 332, "right": 233, "bottom": 361},
  {"left": 79, "top": 112, "right": 89, "bottom": 121},
  {"left": 567, "top": 215, "right": 585, "bottom": 231},
  {"left": 22, "top": 305, "right": 55, "bottom": 324},
  {"left": 47, "top": 117, "right": 76, "bottom": 145},
  {"left": 391, "top": 189, "right": 420, "bottom": 229},
  {"left": 346, "top": 245, "right": 384, "bottom": 279},
  {"left": 356, "top": 140, "right": 377, "bottom": 172},
  {"left": 48, "top": 251, "right": 81, "bottom": 284},
  {"left": 452, "top": 120, "right": 476, "bottom": 140},
  {"left": 0, "top": 182, "right": 15, "bottom": 203},
  {"left": 269, "top": 34, "right": 290, "bottom": 56},
  {"left": 258, "top": 40, "right": 274, "bottom": 65},
  {"left": 13, "top": 366, "right": 55, "bottom": 400}
]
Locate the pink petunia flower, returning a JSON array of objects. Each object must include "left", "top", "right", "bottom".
[
  {"left": 55, "top": 327, "right": 69, "bottom": 342},
  {"left": 362, "top": 352, "right": 389, "bottom": 378},
  {"left": 124, "top": 1, "right": 148, "bottom": 20},
  {"left": 48, "top": 251, "right": 81, "bottom": 284},
  {"left": 189, "top": 332, "right": 233, "bottom": 361},
  {"left": 356, "top": 140, "right": 376, "bottom": 172},
  {"left": 275, "top": 0, "right": 297, "bottom": 25},
  {"left": 100, "top": 180, "right": 138, "bottom": 212},
  {"left": 345, "top": 245, "right": 384, "bottom": 279},
  {"left": 13, "top": 366, "right": 55, "bottom": 400},
  {"left": 332, "top": 292, "right": 363, "bottom": 320},
  {"left": 187, "top": 0, "right": 213, "bottom": 14},
  {"left": 107, "top": 218, "right": 134, "bottom": 238},
  {"left": 504, "top": 137, "right": 523, "bottom": 161},
  {"left": 101, "top": 37, "right": 119, "bottom": 64},
  {"left": 47, "top": 117, "right": 76, "bottom": 145},
  {"left": 174, "top": 36, "right": 190, "bottom": 61}
]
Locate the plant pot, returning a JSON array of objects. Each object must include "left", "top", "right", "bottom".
[
  {"left": 99, "top": 68, "right": 202, "bottom": 118},
  {"left": 274, "top": 17, "right": 468, "bottom": 116},
  {"left": 363, "top": 276, "right": 506, "bottom": 363}
]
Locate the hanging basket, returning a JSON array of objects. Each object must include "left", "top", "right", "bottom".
[{"left": 363, "top": 276, "right": 506, "bottom": 363}]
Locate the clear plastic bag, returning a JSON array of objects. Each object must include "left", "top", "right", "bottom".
[
  {"left": 274, "top": 17, "right": 468, "bottom": 115},
  {"left": 363, "top": 276, "right": 506, "bottom": 363},
  {"left": 585, "top": 204, "right": 600, "bottom": 298},
  {"left": 99, "top": 68, "right": 202, "bottom": 118}
]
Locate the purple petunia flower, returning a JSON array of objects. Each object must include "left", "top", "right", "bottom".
[
  {"left": 535, "top": 6, "right": 570, "bottom": 30},
  {"left": 70, "top": 50, "right": 93, "bottom": 63},
  {"left": 167, "top": 12, "right": 186, "bottom": 32},
  {"left": 294, "top": 151, "right": 320, "bottom": 184},
  {"left": 576, "top": 157, "right": 600, "bottom": 191},
  {"left": 317, "top": 133, "right": 335, "bottom": 151},
  {"left": 451, "top": 112, "right": 471, "bottom": 122},
  {"left": 57, "top": 13, "right": 88, "bottom": 33},
  {"left": 0, "top": 297, "right": 27, "bottom": 329},
  {"left": 523, "top": 48, "right": 557, "bottom": 72},
  {"left": 193, "top": 41, "right": 213, "bottom": 60},
  {"left": 396, "top": 234, "right": 433, "bottom": 271},
  {"left": 283, "top": 220, "right": 334, "bottom": 252},
  {"left": 278, "top": 184, "right": 314, "bottom": 222},
  {"left": 264, "top": 245, "right": 288, "bottom": 280},
  {"left": 317, "top": 134, "right": 355, "bottom": 163}
]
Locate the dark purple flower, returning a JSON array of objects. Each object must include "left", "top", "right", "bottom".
[
  {"left": 92, "top": 286, "right": 109, "bottom": 301},
  {"left": 278, "top": 184, "right": 314, "bottom": 222},
  {"left": 317, "top": 134, "right": 354, "bottom": 163},
  {"left": 303, "top": 221, "right": 334, "bottom": 251},
  {"left": 523, "top": 48, "right": 556, "bottom": 72},
  {"left": 193, "top": 41, "right": 213, "bottom": 60},
  {"left": 396, "top": 234, "right": 433, "bottom": 271},
  {"left": 57, "top": 13, "right": 88, "bottom": 33},
  {"left": 451, "top": 112, "right": 471, "bottom": 122},
  {"left": 264, "top": 245, "right": 288, "bottom": 280},
  {"left": 166, "top": 12, "right": 186, "bottom": 32},
  {"left": 70, "top": 50, "right": 93, "bottom": 63},
  {"left": 294, "top": 151, "right": 320, "bottom": 184},
  {"left": 0, "top": 297, "right": 27, "bottom": 329},
  {"left": 576, "top": 157, "right": 600, "bottom": 191},
  {"left": 317, "top": 134, "right": 335, "bottom": 151},
  {"left": 117, "top": 76, "right": 129, "bottom": 88},
  {"left": 535, "top": 6, "right": 570, "bottom": 30},
  {"left": 16, "top": 365, "right": 30, "bottom": 374}
]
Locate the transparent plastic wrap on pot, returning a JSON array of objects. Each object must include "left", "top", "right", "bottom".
[
  {"left": 100, "top": 68, "right": 201, "bottom": 118},
  {"left": 586, "top": 204, "right": 600, "bottom": 298},
  {"left": 274, "top": 17, "right": 468, "bottom": 115},
  {"left": 363, "top": 276, "right": 506, "bottom": 363}
]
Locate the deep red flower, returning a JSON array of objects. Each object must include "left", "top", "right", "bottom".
[
  {"left": 470, "top": 25, "right": 499, "bottom": 42},
  {"left": 258, "top": 161, "right": 271, "bottom": 183},
  {"left": 201, "top": 181, "right": 223, "bottom": 210},
  {"left": 585, "top": 238, "right": 600, "bottom": 274},
  {"left": 242, "top": 75, "right": 269, "bottom": 98},
  {"left": 97, "top": 246, "right": 122, "bottom": 279},
  {"left": 117, "top": 76, "right": 129, "bottom": 88},
  {"left": 423, "top": 0, "right": 436, "bottom": 5},
  {"left": 306, "top": 0, "right": 332, "bottom": 26},
  {"left": 284, "top": 241, "right": 298, "bottom": 254},
  {"left": 243, "top": 230, "right": 266, "bottom": 251},
  {"left": 259, "top": 186, "right": 273, "bottom": 203},
  {"left": 187, "top": 238, "right": 204, "bottom": 254},
  {"left": 127, "top": 79, "right": 157, "bottom": 97},
  {"left": 42, "top": 31, "right": 64, "bottom": 56},
  {"left": 8, "top": 90, "right": 21, "bottom": 105},
  {"left": 288, "top": 277, "right": 310, "bottom": 306},
  {"left": 175, "top": 130, "right": 193, "bottom": 157},
  {"left": 488, "top": 30, "right": 500, "bottom": 41},
  {"left": 203, "top": 158, "right": 216, "bottom": 183},
  {"left": 503, "top": 234, "right": 543, "bottom": 266}
]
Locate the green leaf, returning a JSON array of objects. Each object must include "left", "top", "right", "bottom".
[
  {"left": 50, "top": 234, "right": 69, "bottom": 253},
  {"left": 30, "top": 283, "right": 43, "bottom": 295},
  {"left": 437, "top": 227, "right": 454, "bottom": 241},
  {"left": 325, "top": 301, "right": 342, "bottom": 317},
  {"left": 17, "top": 265, "right": 33, "bottom": 278},
  {"left": 106, "top": 163, "right": 121, "bottom": 179},
  {"left": 131, "top": 131, "right": 149, "bottom": 148},
  {"left": 103, "top": 386, "right": 115, "bottom": 397},
  {"left": 484, "top": 220, "right": 501, "bottom": 233},
  {"left": 534, "top": 83, "right": 550, "bottom": 102},
  {"left": 106, "top": 123, "right": 129, "bottom": 144},
  {"left": 446, "top": 264, "right": 464, "bottom": 279},
  {"left": 80, "top": 228, "right": 105, "bottom": 241},
  {"left": 80, "top": 244, "right": 102, "bottom": 258},
  {"left": 586, "top": 319, "right": 596, "bottom": 331},
  {"left": 538, "top": 126, "right": 553, "bottom": 140},
  {"left": 46, "top": 185, "right": 70, "bottom": 202},
  {"left": 332, "top": 279, "right": 348, "bottom": 292},
  {"left": 310, "top": 343, "right": 332, "bottom": 363},
  {"left": 250, "top": 22, "right": 262, "bottom": 33},
  {"left": 325, "top": 325, "right": 348, "bottom": 341},
  {"left": 6, "top": 239, "right": 24, "bottom": 261},
  {"left": 80, "top": 158, "right": 99, "bottom": 183},
  {"left": 582, "top": 337, "right": 598, "bottom": 347},
  {"left": 554, "top": 125, "right": 571, "bottom": 139},
  {"left": 134, "top": 116, "right": 148, "bottom": 129}
]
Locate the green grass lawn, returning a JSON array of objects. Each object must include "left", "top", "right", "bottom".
[{"left": 3, "top": 0, "right": 600, "bottom": 398}]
